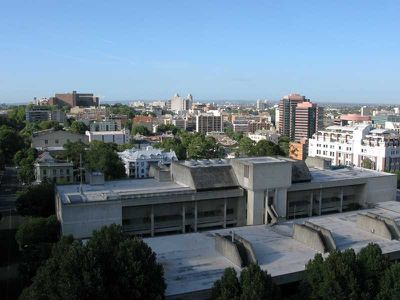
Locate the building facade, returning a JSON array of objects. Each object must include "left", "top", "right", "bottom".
[
  {"left": 118, "top": 146, "right": 177, "bottom": 178},
  {"left": 32, "top": 129, "right": 88, "bottom": 150},
  {"left": 86, "top": 129, "right": 130, "bottom": 145},
  {"left": 35, "top": 152, "right": 73, "bottom": 183},
  {"left": 49, "top": 91, "right": 99, "bottom": 108},
  {"left": 196, "top": 113, "right": 223, "bottom": 134},
  {"left": 308, "top": 124, "right": 400, "bottom": 172}
]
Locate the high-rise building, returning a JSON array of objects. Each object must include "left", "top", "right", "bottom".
[
  {"left": 196, "top": 113, "right": 223, "bottom": 134},
  {"left": 278, "top": 93, "right": 322, "bottom": 141},
  {"left": 170, "top": 93, "right": 193, "bottom": 112}
]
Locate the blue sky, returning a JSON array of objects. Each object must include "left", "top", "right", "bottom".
[{"left": 1, "top": 0, "right": 399, "bottom": 103}]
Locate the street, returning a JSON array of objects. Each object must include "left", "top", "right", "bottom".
[{"left": 0, "top": 166, "right": 18, "bottom": 215}]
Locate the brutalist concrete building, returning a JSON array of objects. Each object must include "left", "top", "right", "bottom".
[{"left": 56, "top": 157, "right": 397, "bottom": 239}]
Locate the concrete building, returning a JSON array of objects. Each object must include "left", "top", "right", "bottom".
[
  {"left": 32, "top": 129, "right": 88, "bottom": 150},
  {"left": 308, "top": 124, "right": 400, "bottom": 172},
  {"left": 35, "top": 152, "right": 73, "bottom": 183},
  {"left": 171, "top": 93, "right": 192, "bottom": 113},
  {"left": 196, "top": 113, "right": 223, "bottom": 134},
  {"left": 26, "top": 106, "right": 66, "bottom": 123},
  {"left": 247, "top": 130, "right": 280, "bottom": 144},
  {"left": 56, "top": 157, "right": 396, "bottom": 239},
  {"left": 278, "top": 93, "right": 322, "bottom": 141},
  {"left": 132, "top": 115, "right": 155, "bottom": 131},
  {"left": 48, "top": 91, "right": 99, "bottom": 108},
  {"left": 86, "top": 129, "right": 130, "bottom": 145},
  {"left": 89, "top": 120, "right": 120, "bottom": 132},
  {"left": 289, "top": 138, "right": 308, "bottom": 160},
  {"left": 118, "top": 146, "right": 177, "bottom": 178},
  {"left": 146, "top": 201, "right": 400, "bottom": 299}
]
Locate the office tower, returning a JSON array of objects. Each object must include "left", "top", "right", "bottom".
[
  {"left": 196, "top": 113, "right": 223, "bottom": 134},
  {"left": 278, "top": 93, "right": 321, "bottom": 141}
]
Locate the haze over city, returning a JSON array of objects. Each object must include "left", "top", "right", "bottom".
[{"left": 1, "top": 0, "right": 400, "bottom": 103}]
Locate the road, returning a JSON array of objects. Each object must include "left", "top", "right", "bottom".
[{"left": 0, "top": 166, "right": 18, "bottom": 215}]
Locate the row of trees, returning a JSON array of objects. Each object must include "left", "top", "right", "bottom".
[
  {"left": 155, "top": 131, "right": 224, "bottom": 160},
  {"left": 238, "top": 137, "right": 287, "bottom": 157},
  {"left": 213, "top": 243, "right": 400, "bottom": 300},
  {"left": 20, "top": 225, "right": 166, "bottom": 300}
]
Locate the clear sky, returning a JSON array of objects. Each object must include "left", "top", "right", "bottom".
[{"left": 1, "top": 0, "right": 399, "bottom": 103}]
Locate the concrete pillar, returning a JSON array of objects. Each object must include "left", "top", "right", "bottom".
[
  {"left": 182, "top": 204, "right": 186, "bottom": 233},
  {"left": 339, "top": 188, "right": 344, "bottom": 213},
  {"left": 194, "top": 201, "right": 198, "bottom": 232},
  {"left": 150, "top": 205, "right": 154, "bottom": 237},
  {"left": 223, "top": 198, "right": 227, "bottom": 228},
  {"left": 319, "top": 189, "right": 322, "bottom": 216},
  {"left": 264, "top": 190, "right": 268, "bottom": 224},
  {"left": 309, "top": 191, "right": 313, "bottom": 217},
  {"left": 274, "top": 188, "right": 287, "bottom": 218},
  {"left": 247, "top": 190, "right": 264, "bottom": 225}
]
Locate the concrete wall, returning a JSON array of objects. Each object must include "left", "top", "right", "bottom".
[
  {"left": 235, "top": 235, "right": 258, "bottom": 264},
  {"left": 61, "top": 201, "right": 122, "bottom": 239},
  {"left": 366, "top": 212, "right": 400, "bottom": 239},
  {"left": 364, "top": 174, "right": 397, "bottom": 206},
  {"left": 293, "top": 223, "right": 326, "bottom": 253},
  {"left": 357, "top": 214, "right": 393, "bottom": 240},
  {"left": 304, "top": 221, "right": 337, "bottom": 251},
  {"left": 214, "top": 234, "right": 243, "bottom": 267}
]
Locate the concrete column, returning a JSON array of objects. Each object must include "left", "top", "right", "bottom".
[
  {"left": 309, "top": 191, "right": 313, "bottom": 217},
  {"left": 264, "top": 190, "right": 269, "bottom": 224},
  {"left": 339, "top": 188, "right": 344, "bottom": 213},
  {"left": 223, "top": 198, "right": 227, "bottom": 228},
  {"left": 182, "top": 204, "right": 186, "bottom": 233},
  {"left": 247, "top": 190, "right": 264, "bottom": 225},
  {"left": 274, "top": 188, "right": 287, "bottom": 218},
  {"left": 194, "top": 201, "right": 198, "bottom": 232},
  {"left": 319, "top": 189, "right": 322, "bottom": 216},
  {"left": 150, "top": 205, "right": 154, "bottom": 237}
]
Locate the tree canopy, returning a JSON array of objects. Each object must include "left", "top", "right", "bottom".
[
  {"left": 0, "top": 125, "right": 25, "bottom": 163},
  {"left": 132, "top": 125, "right": 151, "bottom": 136},
  {"left": 69, "top": 121, "right": 88, "bottom": 134},
  {"left": 16, "top": 181, "right": 55, "bottom": 217},
  {"left": 212, "top": 263, "right": 281, "bottom": 300},
  {"left": 21, "top": 225, "right": 166, "bottom": 300},
  {"left": 14, "top": 148, "right": 38, "bottom": 184}
]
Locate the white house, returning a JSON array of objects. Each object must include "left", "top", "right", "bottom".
[{"left": 85, "top": 129, "right": 130, "bottom": 145}]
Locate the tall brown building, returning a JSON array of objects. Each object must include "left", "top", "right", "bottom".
[
  {"left": 278, "top": 93, "right": 322, "bottom": 141},
  {"left": 49, "top": 91, "right": 99, "bottom": 108}
]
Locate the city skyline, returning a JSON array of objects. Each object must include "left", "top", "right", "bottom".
[{"left": 1, "top": 0, "right": 400, "bottom": 103}]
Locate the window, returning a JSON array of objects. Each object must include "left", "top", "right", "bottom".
[
  {"left": 60, "top": 169, "right": 64, "bottom": 175},
  {"left": 53, "top": 169, "right": 56, "bottom": 175},
  {"left": 45, "top": 140, "right": 48, "bottom": 145},
  {"left": 55, "top": 139, "right": 59, "bottom": 144},
  {"left": 43, "top": 169, "right": 47, "bottom": 175},
  {"left": 66, "top": 169, "right": 70, "bottom": 175}
]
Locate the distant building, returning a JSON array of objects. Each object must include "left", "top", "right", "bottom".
[
  {"left": 48, "top": 91, "right": 99, "bottom": 108},
  {"left": 86, "top": 129, "right": 130, "bottom": 145},
  {"left": 338, "top": 114, "right": 371, "bottom": 126},
  {"left": 32, "top": 129, "right": 88, "bottom": 150},
  {"left": 89, "top": 120, "right": 119, "bottom": 132},
  {"left": 35, "top": 152, "right": 73, "bottom": 183},
  {"left": 26, "top": 106, "right": 66, "bottom": 123},
  {"left": 278, "top": 93, "right": 322, "bottom": 141},
  {"left": 361, "top": 106, "right": 373, "bottom": 116},
  {"left": 196, "top": 113, "right": 224, "bottom": 134},
  {"left": 118, "top": 146, "right": 177, "bottom": 178},
  {"left": 248, "top": 130, "right": 280, "bottom": 144},
  {"left": 171, "top": 93, "right": 192, "bottom": 112},
  {"left": 308, "top": 124, "right": 400, "bottom": 172},
  {"left": 132, "top": 115, "right": 155, "bottom": 131}
]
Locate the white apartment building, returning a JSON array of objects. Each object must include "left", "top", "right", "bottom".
[
  {"left": 308, "top": 124, "right": 400, "bottom": 172},
  {"left": 118, "top": 146, "right": 177, "bottom": 178},
  {"left": 248, "top": 130, "right": 280, "bottom": 144},
  {"left": 35, "top": 152, "right": 74, "bottom": 183},
  {"left": 85, "top": 129, "right": 130, "bottom": 145}
]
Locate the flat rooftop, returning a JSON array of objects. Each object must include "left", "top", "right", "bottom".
[
  {"left": 145, "top": 201, "right": 400, "bottom": 297},
  {"left": 235, "top": 156, "right": 288, "bottom": 164},
  {"left": 57, "top": 179, "right": 192, "bottom": 204},
  {"left": 308, "top": 166, "right": 390, "bottom": 183}
]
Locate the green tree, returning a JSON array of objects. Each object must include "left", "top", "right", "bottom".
[
  {"left": 278, "top": 136, "right": 290, "bottom": 156},
  {"left": 187, "top": 135, "right": 223, "bottom": 159},
  {"left": 38, "top": 120, "right": 63, "bottom": 131},
  {"left": 301, "top": 249, "right": 362, "bottom": 300},
  {"left": 86, "top": 141, "right": 125, "bottom": 180},
  {"left": 16, "top": 181, "right": 55, "bottom": 217},
  {"left": 155, "top": 138, "right": 186, "bottom": 160},
  {"left": 0, "top": 125, "right": 25, "bottom": 162},
  {"left": 239, "top": 137, "right": 256, "bottom": 156},
  {"left": 254, "top": 140, "right": 285, "bottom": 156},
  {"left": 14, "top": 148, "right": 38, "bottom": 184},
  {"left": 377, "top": 263, "right": 400, "bottom": 300},
  {"left": 132, "top": 125, "right": 151, "bottom": 136},
  {"left": 357, "top": 243, "right": 390, "bottom": 299},
  {"left": 240, "top": 263, "right": 280, "bottom": 300},
  {"left": 362, "top": 157, "right": 373, "bottom": 169},
  {"left": 212, "top": 268, "right": 241, "bottom": 300},
  {"left": 156, "top": 124, "right": 179, "bottom": 135},
  {"left": 60, "top": 140, "right": 87, "bottom": 168},
  {"left": 70, "top": 121, "right": 88, "bottom": 134},
  {"left": 15, "top": 215, "right": 60, "bottom": 284},
  {"left": 21, "top": 225, "right": 166, "bottom": 300}
]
